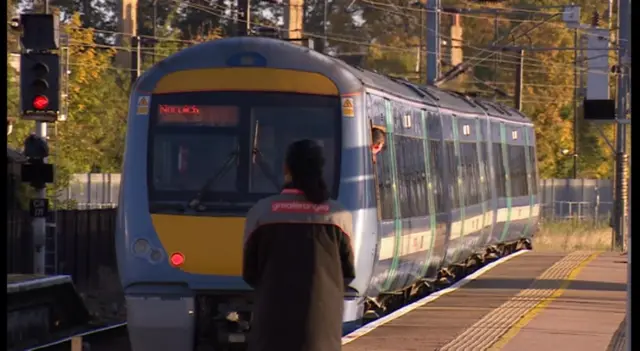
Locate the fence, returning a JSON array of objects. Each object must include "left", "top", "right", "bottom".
[
  {"left": 57, "top": 173, "right": 121, "bottom": 209},
  {"left": 59, "top": 174, "right": 614, "bottom": 222},
  {"left": 538, "top": 179, "right": 613, "bottom": 223}
]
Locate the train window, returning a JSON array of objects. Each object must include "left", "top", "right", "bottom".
[
  {"left": 429, "top": 139, "right": 445, "bottom": 213},
  {"left": 147, "top": 91, "right": 341, "bottom": 207},
  {"left": 493, "top": 142, "right": 507, "bottom": 198},
  {"left": 459, "top": 142, "right": 481, "bottom": 206},
  {"left": 396, "top": 136, "right": 429, "bottom": 218},
  {"left": 151, "top": 133, "right": 239, "bottom": 192},
  {"left": 249, "top": 106, "right": 339, "bottom": 193},
  {"left": 394, "top": 135, "right": 411, "bottom": 217},
  {"left": 413, "top": 138, "right": 428, "bottom": 216},
  {"left": 507, "top": 145, "right": 528, "bottom": 197},
  {"left": 528, "top": 145, "right": 539, "bottom": 196},
  {"left": 376, "top": 142, "right": 394, "bottom": 220},
  {"left": 445, "top": 141, "right": 461, "bottom": 208},
  {"left": 480, "top": 142, "right": 490, "bottom": 201}
]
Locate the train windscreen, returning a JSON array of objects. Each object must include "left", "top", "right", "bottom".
[{"left": 146, "top": 92, "right": 341, "bottom": 210}]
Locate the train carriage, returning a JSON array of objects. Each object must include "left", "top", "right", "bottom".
[{"left": 116, "top": 37, "right": 539, "bottom": 351}]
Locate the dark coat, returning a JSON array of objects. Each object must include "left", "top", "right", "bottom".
[{"left": 242, "top": 188, "right": 355, "bottom": 351}]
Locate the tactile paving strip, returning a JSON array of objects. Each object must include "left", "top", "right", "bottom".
[{"left": 437, "top": 251, "right": 595, "bottom": 351}]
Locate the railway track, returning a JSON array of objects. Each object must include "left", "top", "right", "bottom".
[{"left": 24, "top": 323, "right": 130, "bottom": 351}]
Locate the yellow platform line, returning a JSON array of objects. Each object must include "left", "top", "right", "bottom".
[{"left": 487, "top": 252, "right": 601, "bottom": 351}]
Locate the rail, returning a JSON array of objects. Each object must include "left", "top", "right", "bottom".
[{"left": 24, "top": 323, "right": 128, "bottom": 351}]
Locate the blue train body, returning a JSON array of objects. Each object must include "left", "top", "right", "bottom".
[{"left": 116, "top": 37, "right": 540, "bottom": 350}]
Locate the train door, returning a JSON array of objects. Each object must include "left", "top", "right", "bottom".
[
  {"left": 475, "top": 116, "right": 493, "bottom": 247},
  {"left": 497, "top": 122, "right": 513, "bottom": 243},
  {"left": 488, "top": 121, "right": 505, "bottom": 245},
  {"left": 522, "top": 126, "right": 535, "bottom": 238},
  {"left": 373, "top": 98, "right": 403, "bottom": 293},
  {"left": 505, "top": 124, "right": 529, "bottom": 242},
  {"left": 393, "top": 106, "right": 430, "bottom": 288},
  {"left": 366, "top": 93, "right": 397, "bottom": 294},
  {"left": 423, "top": 109, "right": 447, "bottom": 279},
  {"left": 416, "top": 109, "right": 440, "bottom": 280},
  {"left": 438, "top": 112, "right": 461, "bottom": 266},
  {"left": 527, "top": 126, "right": 541, "bottom": 230},
  {"left": 449, "top": 115, "right": 465, "bottom": 263},
  {"left": 457, "top": 116, "right": 483, "bottom": 257}
]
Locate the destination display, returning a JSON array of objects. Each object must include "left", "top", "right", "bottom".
[{"left": 157, "top": 105, "right": 239, "bottom": 126}]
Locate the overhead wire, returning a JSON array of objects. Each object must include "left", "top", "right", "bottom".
[
  {"left": 57, "top": 0, "right": 600, "bottom": 94},
  {"left": 65, "top": 0, "right": 606, "bottom": 76}
]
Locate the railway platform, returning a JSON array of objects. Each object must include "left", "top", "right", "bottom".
[
  {"left": 342, "top": 250, "right": 628, "bottom": 351},
  {"left": 8, "top": 274, "right": 90, "bottom": 350}
]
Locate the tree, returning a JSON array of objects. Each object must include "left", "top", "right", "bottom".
[{"left": 8, "top": 13, "right": 129, "bottom": 200}]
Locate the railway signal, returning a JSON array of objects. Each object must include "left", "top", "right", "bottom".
[
  {"left": 13, "top": 12, "right": 60, "bottom": 275},
  {"left": 20, "top": 53, "right": 60, "bottom": 122}
]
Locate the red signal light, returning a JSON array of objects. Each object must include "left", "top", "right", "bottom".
[
  {"left": 170, "top": 252, "right": 185, "bottom": 266},
  {"left": 33, "top": 95, "right": 49, "bottom": 110}
]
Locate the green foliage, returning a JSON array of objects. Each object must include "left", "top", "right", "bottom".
[{"left": 7, "top": 11, "right": 128, "bottom": 201}]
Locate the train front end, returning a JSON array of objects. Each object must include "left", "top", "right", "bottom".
[{"left": 116, "top": 38, "right": 368, "bottom": 351}]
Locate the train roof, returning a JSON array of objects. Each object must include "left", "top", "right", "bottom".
[
  {"left": 326, "top": 49, "right": 529, "bottom": 123},
  {"left": 144, "top": 37, "right": 531, "bottom": 124}
]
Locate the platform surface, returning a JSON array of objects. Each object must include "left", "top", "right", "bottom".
[
  {"left": 7, "top": 274, "right": 73, "bottom": 294},
  {"left": 342, "top": 251, "right": 628, "bottom": 351}
]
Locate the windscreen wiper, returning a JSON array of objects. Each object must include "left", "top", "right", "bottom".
[
  {"left": 187, "top": 150, "right": 239, "bottom": 211},
  {"left": 251, "top": 121, "right": 281, "bottom": 191}
]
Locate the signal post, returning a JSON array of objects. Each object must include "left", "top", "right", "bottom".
[{"left": 15, "top": 13, "right": 60, "bottom": 274}]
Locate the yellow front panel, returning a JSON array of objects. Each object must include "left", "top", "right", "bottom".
[
  {"left": 153, "top": 68, "right": 339, "bottom": 96},
  {"left": 151, "top": 215, "right": 245, "bottom": 276}
]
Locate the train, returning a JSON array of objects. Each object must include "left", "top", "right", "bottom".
[{"left": 116, "top": 36, "right": 540, "bottom": 351}]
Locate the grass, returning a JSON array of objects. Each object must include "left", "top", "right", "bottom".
[{"left": 533, "top": 220, "right": 615, "bottom": 252}]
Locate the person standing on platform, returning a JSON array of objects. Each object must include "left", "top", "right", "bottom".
[{"left": 242, "top": 139, "right": 355, "bottom": 351}]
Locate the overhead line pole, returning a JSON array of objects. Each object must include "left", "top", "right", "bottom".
[
  {"left": 425, "top": 0, "right": 441, "bottom": 85},
  {"left": 435, "top": 12, "right": 560, "bottom": 86},
  {"left": 237, "top": 0, "right": 251, "bottom": 36},
  {"left": 613, "top": 0, "right": 630, "bottom": 251},
  {"left": 573, "top": 28, "right": 578, "bottom": 179},
  {"left": 514, "top": 49, "right": 524, "bottom": 111}
]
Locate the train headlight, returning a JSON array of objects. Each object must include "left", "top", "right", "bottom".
[
  {"left": 133, "top": 239, "right": 150, "bottom": 254},
  {"left": 149, "top": 249, "right": 163, "bottom": 263}
]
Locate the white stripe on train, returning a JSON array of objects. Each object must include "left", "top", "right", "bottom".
[{"left": 377, "top": 204, "right": 539, "bottom": 260}]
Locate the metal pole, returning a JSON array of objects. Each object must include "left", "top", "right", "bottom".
[
  {"left": 236, "top": 0, "right": 250, "bottom": 36},
  {"left": 614, "top": 0, "right": 630, "bottom": 251},
  {"left": 626, "top": 149, "right": 631, "bottom": 351},
  {"left": 245, "top": 0, "right": 251, "bottom": 35},
  {"left": 573, "top": 29, "right": 578, "bottom": 179},
  {"left": 323, "top": 0, "right": 328, "bottom": 53},
  {"left": 32, "top": 0, "right": 50, "bottom": 275},
  {"left": 152, "top": 0, "right": 157, "bottom": 64},
  {"left": 425, "top": 0, "right": 440, "bottom": 85},
  {"left": 493, "top": 14, "right": 498, "bottom": 90},
  {"left": 514, "top": 49, "right": 524, "bottom": 111},
  {"left": 130, "top": 36, "right": 141, "bottom": 86}
]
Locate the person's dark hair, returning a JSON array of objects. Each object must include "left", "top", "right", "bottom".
[
  {"left": 372, "top": 127, "right": 386, "bottom": 145},
  {"left": 285, "top": 139, "right": 330, "bottom": 204}
]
